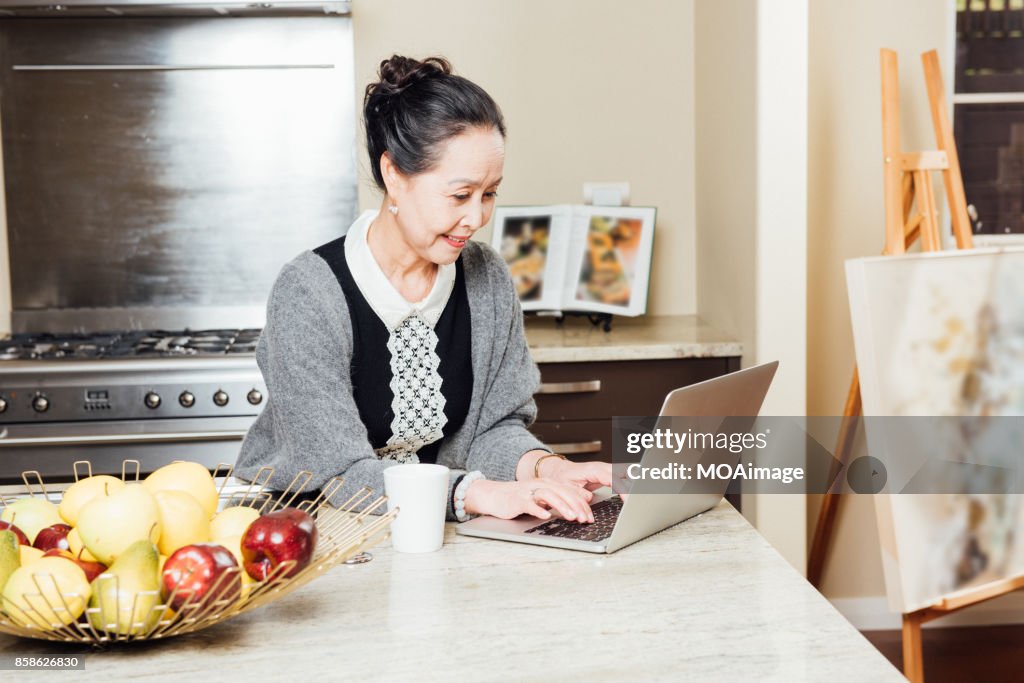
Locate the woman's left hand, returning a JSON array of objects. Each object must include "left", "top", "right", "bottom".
[{"left": 538, "top": 457, "right": 613, "bottom": 492}]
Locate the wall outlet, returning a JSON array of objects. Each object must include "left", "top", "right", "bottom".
[{"left": 583, "top": 181, "right": 631, "bottom": 207}]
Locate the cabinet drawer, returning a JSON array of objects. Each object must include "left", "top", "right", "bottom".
[
  {"left": 534, "top": 358, "right": 736, "bottom": 421},
  {"left": 529, "top": 419, "right": 612, "bottom": 462}
]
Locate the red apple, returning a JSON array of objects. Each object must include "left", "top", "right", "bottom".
[
  {"left": 161, "top": 543, "right": 241, "bottom": 611},
  {"left": 0, "top": 520, "right": 30, "bottom": 546},
  {"left": 240, "top": 507, "right": 318, "bottom": 581},
  {"left": 33, "top": 523, "right": 72, "bottom": 552},
  {"left": 42, "top": 548, "right": 108, "bottom": 582}
]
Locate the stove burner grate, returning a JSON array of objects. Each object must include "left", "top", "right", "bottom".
[{"left": 0, "top": 329, "right": 262, "bottom": 360}]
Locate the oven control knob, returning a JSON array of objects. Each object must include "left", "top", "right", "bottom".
[
  {"left": 179, "top": 391, "right": 195, "bottom": 408},
  {"left": 32, "top": 395, "right": 50, "bottom": 413},
  {"left": 144, "top": 392, "right": 162, "bottom": 409},
  {"left": 247, "top": 389, "right": 263, "bottom": 405},
  {"left": 213, "top": 390, "right": 229, "bottom": 407},
  {"left": 0, "top": 397, "right": 7, "bottom": 413}
]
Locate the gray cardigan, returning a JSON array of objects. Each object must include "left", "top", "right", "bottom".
[{"left": 234, "top": 240, "right": 548, "bottom": 520}]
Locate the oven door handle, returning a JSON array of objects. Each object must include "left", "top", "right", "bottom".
[{"left": 0, "top": 431, "right": 249, "bottom": 447}]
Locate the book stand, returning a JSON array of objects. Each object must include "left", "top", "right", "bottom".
[{"left": 531, "top": 311, "right": 615, "bottom": 333}]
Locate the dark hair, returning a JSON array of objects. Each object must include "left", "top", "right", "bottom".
[{"left": 363, "top": 55, "right": 506, "bottom": 192}]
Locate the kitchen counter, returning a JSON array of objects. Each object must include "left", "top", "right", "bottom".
[
  {"left": 525, "top": 314, "right": 741, "bottom": 363},
  {"left": 0, "top": 502, "right": 899, "bottom": 682}
]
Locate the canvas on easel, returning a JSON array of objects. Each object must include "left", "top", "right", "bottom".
[
  {"left": 846, "top": 248, "right": 1024, "bottom": 613},
  {"left": 805, "top": 46, "right": 1009, "bottom": 683}
]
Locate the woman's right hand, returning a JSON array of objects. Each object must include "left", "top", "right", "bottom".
[{"left": 463, "top": 478, "right": 595, "bottom": 523}]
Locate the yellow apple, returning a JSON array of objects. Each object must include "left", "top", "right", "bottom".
[
  {"left": 2, "top": 556, "right": 91, "bottom": 629},
  {"left": 213, "top": 534, "right": 254, "bottom": 599},
  {"left": 154, "top": 490, "right": 210, "bottom": 556},
  {"left": 76, "top": 484, "right": 161, "bottom": 565},
  {"left": 143, "top": 462, "right": 219, "bottom": 519},
  {"left": 58, "top": 475, "right": 125, "bottom": 526},
  {"left": 20, "top": 545, "right": 44, "bottom": 566},
  {"left": 67, "top": 528, "right": 100, "bottom": 563},
  {"left": 1, "top": 497, "right": 63, "bottom": 545},
  {"left": 210, "top": 506, "right": 260, "bottom": 540}
]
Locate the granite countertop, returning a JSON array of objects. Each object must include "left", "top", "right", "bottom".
[
  {"left": 0, "top": 502, "right": 899, "bottom": 682},
  {"left": 525, "top": 314, "right": 742, "bottom": 363}
]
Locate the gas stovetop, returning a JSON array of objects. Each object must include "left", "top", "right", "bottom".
[
  {"left": 0, "top": 329, "right": 262, "bottom": 361},
  {"left": 0, "top": 328, "right": 267, "bottom": 425}
]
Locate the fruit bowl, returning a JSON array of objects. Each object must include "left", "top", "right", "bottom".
[{"left": 0, "top": 460, "right": 395, "bottom": 645}]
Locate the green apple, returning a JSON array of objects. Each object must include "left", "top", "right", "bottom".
[
  {"left": 0, "top": 498, "right": 63, "bottom": 545},
  {"left": 2, "top": 556, "right": 90, "bottom": 629},
  {"left": 88, "top": 539, "right": 164, "bottom": 636},
  {"left": 154, "top": 490, "right": 210, "bottom": 556},
  {"left": 144, "top": 462, "right": 219, "bottom": 519},
  {"left": 58, "top": 475, "right": 125, "bottom": 526},
  {"left": 76, "top": 484, "right": 161, "bottom": 565},
  {"left": 0, "top": 530, "right": 20, "bottom": 593}
]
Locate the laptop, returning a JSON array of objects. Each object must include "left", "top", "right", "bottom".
[{"left": 455, "top": 361, "right": 778, "bottom": 553}]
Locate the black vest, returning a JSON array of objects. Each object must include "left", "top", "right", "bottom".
[{"left": 313, "top": 236, "right": 473, "bottom": 463}]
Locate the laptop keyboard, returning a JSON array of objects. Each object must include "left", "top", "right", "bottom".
[{"left": 524, "top": 496, "right": 623, "bottom": 543}]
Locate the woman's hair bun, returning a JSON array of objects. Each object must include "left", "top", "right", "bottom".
[
  {"left": 372, "top": 55, "right": 452, "bottom": 97},
  {"left": 362, "top": 54, "right": 505, "bottom": 193}
]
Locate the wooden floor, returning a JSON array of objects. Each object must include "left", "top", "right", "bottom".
[{"left": 861, "top": 625, "right": 1024, "bottom": 683}]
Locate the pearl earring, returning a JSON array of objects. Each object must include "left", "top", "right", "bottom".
[{"left": 388, "top": 204, "right": 399, "bottom": 215}]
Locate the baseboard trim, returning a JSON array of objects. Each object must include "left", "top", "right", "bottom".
[{"left": 831, "top": 593, "right": 1024, "bottom": 631}]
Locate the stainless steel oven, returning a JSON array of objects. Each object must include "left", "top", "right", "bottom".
[
  {"left": 0, "top": 5, "right": 357, "bottom": 481},
  {"left": 0, "top": 338, "right": 267, "bottom": 483}
]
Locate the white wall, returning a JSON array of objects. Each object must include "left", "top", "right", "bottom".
[
  {"left": 695, "top": 0, "right": 757, "bottom": 367},
  {"left": 352, "top": 0, "right": 698, "bottom": 317},
  {"left": 696, "top": 0, "right": 809, "bottom": 571}
]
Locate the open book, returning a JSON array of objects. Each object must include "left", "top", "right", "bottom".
[{"left": 491, "top": 205, "right": 656, "bottom": 316}]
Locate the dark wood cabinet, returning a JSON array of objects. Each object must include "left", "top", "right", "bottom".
[{"left": 530, "top": 356, "right": 741, "bottom": 462}]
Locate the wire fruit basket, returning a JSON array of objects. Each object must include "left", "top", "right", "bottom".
[{"left": 0, "top": 460, "right": 395, "bottom": 644}]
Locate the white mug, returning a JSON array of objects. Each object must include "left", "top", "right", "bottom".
[{"left": 383, "top": 463, "right": 449, "bottom": 553}]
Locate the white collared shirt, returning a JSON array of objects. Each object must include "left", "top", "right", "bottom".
[
  {"left": 343, "top": 210, "right": 456, "bottom": 330},
  {"left": 342, "top": 209, "right": 456, "bottom": 463}
]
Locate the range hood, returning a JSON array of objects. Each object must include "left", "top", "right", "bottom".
[{"left": 0, "top": 0, "right": 349, "bottom": 16}]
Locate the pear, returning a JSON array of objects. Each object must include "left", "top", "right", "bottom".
[
  {"left": 154, "top": 490, "right": 210, "bottom": 556},
  {"left": 1, "top": 497, "right": 63, "bottom": 545},
  {"left": 76, "top": 484, "right": 161, "bottom": 565},
  {"left": 144, "top": 462, "right": 219, "bottom": 519},
  {"left": 2, "top": 556, "right": 90, "bottom": 629},
  {"left": 59, "top": 475, "right": 125, "bottom": 526},
  {"left": 88, "top": 539, "right": 164, "bottom": 636},
  {"left": 0, "top": 530, "right": 20, "bottom": 593}
]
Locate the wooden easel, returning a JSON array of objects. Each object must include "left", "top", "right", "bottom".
[{"left": 806, "top": 48, "right": 979, "bottom": 683}]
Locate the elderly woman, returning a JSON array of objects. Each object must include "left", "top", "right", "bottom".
[{"left": 236, "top": 55, "right": 611, "bottom": 523}]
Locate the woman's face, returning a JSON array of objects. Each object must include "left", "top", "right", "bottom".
[{"left": 384, "top": 126, "right": 505, "bottom": 266}]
